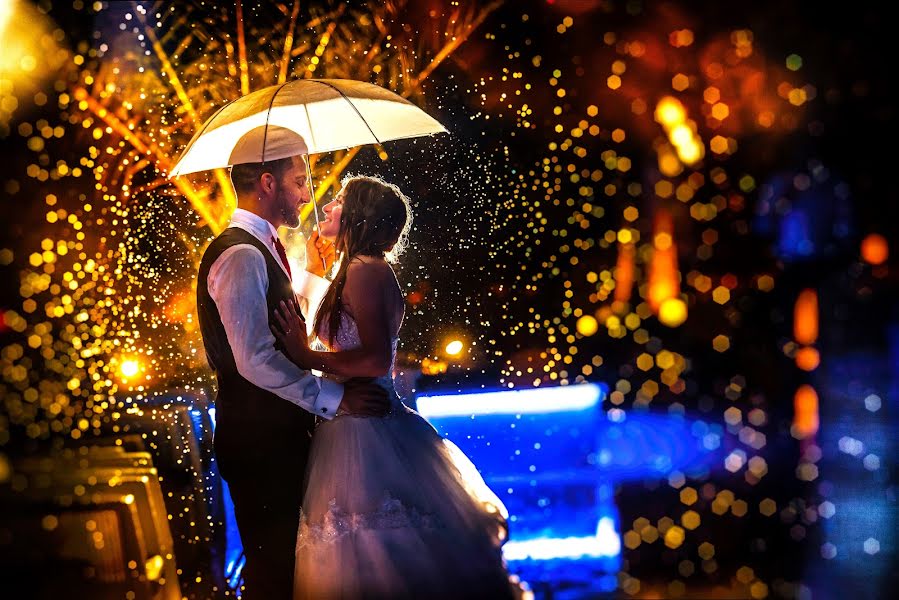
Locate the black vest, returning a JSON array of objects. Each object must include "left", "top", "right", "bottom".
[{"left": 197, "top": 228, "right": 315, "bottom": 479}]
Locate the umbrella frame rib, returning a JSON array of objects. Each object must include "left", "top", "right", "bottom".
[
  {"left": 171, "top": 78, "right": 446, "bottom": 178},
  {"left": 303, "top": 156, "right": 327, "bottom": 271},
  {"left": 260, "top": 81, "right": 292, "bottom": 163},
  {"left": 309, "top": 79, "right": 382, "bottom": 145},
  {"left": 261, "top": 81, "right": 325, "bottom": 270}
]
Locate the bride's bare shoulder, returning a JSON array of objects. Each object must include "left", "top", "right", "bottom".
[
  {"left": 347, "top": 256, "right": 401, "bottom": 296},
  {"left": 347, "top": 255, "right": 392, "bottom": 274},
  {"left": 344, "top": 257, "right": 403, "bottom": 327},
  {"left": 345, "top": 256, "right": 398, "bottom": 288}
]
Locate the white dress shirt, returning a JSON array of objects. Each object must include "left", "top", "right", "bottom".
[
  {"left": 294, "top": 268, "right": 330, "bottom": 336},
  {"left": 206, "top": 208, "right": 343, "bottom": 419}
]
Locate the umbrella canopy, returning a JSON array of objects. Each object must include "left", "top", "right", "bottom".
[{"left": 169, "top": 78, "right": 447, "bottom": 177}]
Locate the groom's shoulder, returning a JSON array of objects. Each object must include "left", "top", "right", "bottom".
[
  {"left": 205, "top": 227, "right": 258, "bottom": 252},
  {"left": 215, "top": 226, "right": 255, "bottom": 244},
  {"left": 200, "top": 227, "right": 263, "bottom": 267}
]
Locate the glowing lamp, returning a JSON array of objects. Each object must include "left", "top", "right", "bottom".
[
  {"left": 613, "top": 242, "right": 635, "bottom": 304},
  {"left": 654, "top": 96, "right": 686, "bottom": 128},
  {"left": 861, "top": 233, "right": 888, "bottom": 265},
  {"left": 794, "top": 346, "right": 820, "bottom": 371},
  {"left": 444, "top": 340, "right": 464, "bottom": 356},
  {"left": 0, "top": 0, "right": 11, "bottom": 38},
  {"left": 793, "top": 289, "right": 818, "bottom": 345},
  {"left": 669, "top": 123, "right": 694, "bottom": 148},
  {"left": 421, "top": 357, "right": 447, "bottom": 375},
  {"left": 145, "top": 555, "right": 165, "bottom": 581},
  {"left": 647, "top": 265, "right": 679, "bottom": 309},
  {"left": 658, "top": 298, "right": 687, "bottom": 327},
  {"left": 576, "top": 315, "right": 599, "bottom": 336},
  {"left": 792, "top": 385, "right": 819, "bottom": 439},
  {"left": 647, "top": 209, "right": 681, "bottom": 311},
  {"left": 120, "top": 359, "right": 140, "bottom": 378},
  {"left": 676, "top": 139, "right": 703, "bottom": 165},
  {"left": 658, "top": 147, "right": 683, "bottom": 177},
  {"left": 654, "top": 232, "right": 673, "bottom": 251}
]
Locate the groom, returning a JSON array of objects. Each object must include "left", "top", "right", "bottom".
[{"left": 196, "top": 154, "right": 389, "bottom": 599}]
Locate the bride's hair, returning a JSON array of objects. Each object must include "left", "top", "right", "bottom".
[{"left": 313, "top": 174, "right": 412, "bottom": 345}]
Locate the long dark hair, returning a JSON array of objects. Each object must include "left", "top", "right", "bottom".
[{"left": 313, "top": 174, "right": 412, "bottom": 346}]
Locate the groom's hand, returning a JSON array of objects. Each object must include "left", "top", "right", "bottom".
[
  {"left": 271, "top": 300, "right": 310, "bottom": 365},
  {"left": 339, "top": 378, "right": 391, "bottom": 417}
]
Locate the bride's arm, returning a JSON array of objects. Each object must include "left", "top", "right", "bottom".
[
  {"left": 273, "top": 260, "right": 396, "bottom": 378},
  {"left": 295, "top": 231, "right": 335, "bottom": 330}
]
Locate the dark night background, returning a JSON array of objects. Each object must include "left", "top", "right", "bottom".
[{"left": 1, "top": 1, "right": 897, "bottom": 598}]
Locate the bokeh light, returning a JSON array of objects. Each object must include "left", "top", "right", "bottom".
[
  {"left": 445, "top": 340, "right": 464, "bottom": 357},
  {"left": 119, "top": 359, "right": 139, "bottom": 379},
  {"left": 1, "top": 1, "right": 896, "bottom": 599},
  {"left": 860, "top": 233, "right": 888, "bottom": 265},
  {"left": 658, "top": 298, "right": 688, "bottom": 328}
]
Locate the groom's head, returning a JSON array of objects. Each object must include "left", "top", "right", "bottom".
[{"left": 230, "top": 155, "right": 311, "bottom": 228}]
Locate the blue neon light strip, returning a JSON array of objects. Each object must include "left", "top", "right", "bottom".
[
  {"left": 502, "top": 517, "right": 621, "bottom": 560},
  {"left": 416, "top": 383, "right": 606, "bottom": 417}
]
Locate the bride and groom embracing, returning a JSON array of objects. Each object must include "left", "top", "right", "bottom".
[{"left": 196, "top": 154, "right": 522, "bottom": 599}]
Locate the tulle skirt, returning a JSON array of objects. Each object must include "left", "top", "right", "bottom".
[{"left": 293, "top": 401, "right": 520, "bottom": 600}]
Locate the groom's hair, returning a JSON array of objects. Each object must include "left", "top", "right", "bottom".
[{"left": 229, "top": 157, "right": 294, "bottom": 195}]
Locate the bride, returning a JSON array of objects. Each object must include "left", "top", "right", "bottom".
[{"left": 272, "top": 174, "right": 523, "bottom": 599}]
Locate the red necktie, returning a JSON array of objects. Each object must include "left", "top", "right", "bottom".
[{"left": 272, "top": 236, "right": 293, "bottom": 280}]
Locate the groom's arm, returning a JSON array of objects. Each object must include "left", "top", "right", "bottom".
[{"left": 207, "top": 244, "right": 343, "bottom": 419}]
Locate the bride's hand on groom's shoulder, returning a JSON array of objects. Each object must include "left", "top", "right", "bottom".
[
  {"left": 305, "top": 231, "right": 336, "bottom": 277},
  {"left": 271, "top": 300, "right": 310, "bottom": 365}
]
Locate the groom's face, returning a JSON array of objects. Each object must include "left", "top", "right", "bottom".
[{"left": 271, "top": 156, "right": 311, "bottom": 229}]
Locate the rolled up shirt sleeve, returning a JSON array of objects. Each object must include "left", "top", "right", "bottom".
[{"left": 207, "top": 244, "right": 343, "bottom": 419}]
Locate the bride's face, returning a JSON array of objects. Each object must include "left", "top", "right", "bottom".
[{"left": 319, "top": 189, "right": 344, "bottom": 241}]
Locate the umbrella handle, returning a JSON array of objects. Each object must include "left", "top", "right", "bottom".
[{"left": 304, "top": 157, "right": 327, "bottom": 273}]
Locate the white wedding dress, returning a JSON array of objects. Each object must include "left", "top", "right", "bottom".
[{"left": 293, "top": 311, "right": 522, "bottom": 600}]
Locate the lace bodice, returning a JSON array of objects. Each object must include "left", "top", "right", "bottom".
[{"left": 314, "top": 310, "right": 399, "bottom": 399}]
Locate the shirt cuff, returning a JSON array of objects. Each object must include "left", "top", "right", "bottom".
[
  {"left": 313, "top": 377, "right": 344, "bottom": 420},
  {"left": 295, "top": 270, "right": 330, "bottom": 301}
]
